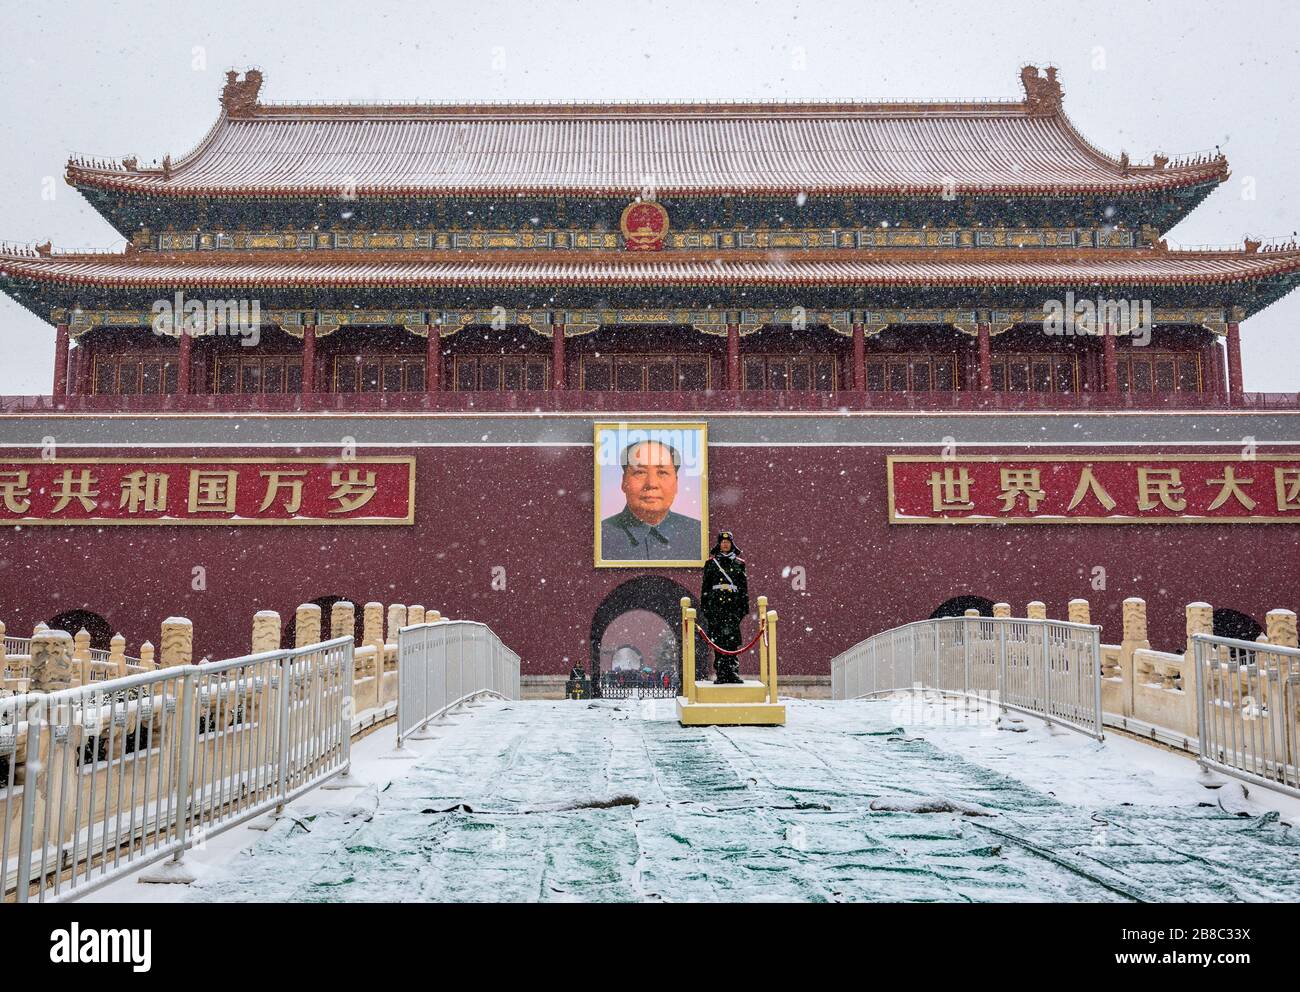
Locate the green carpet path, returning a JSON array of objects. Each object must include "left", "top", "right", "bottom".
[{"left": 187, "top": 698, "right": 1300, "bottom": 903}]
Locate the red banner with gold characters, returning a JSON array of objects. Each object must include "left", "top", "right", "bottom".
[
  {"left": 887, "top": 455, "right": 1300, "bottom": 525},
  {"left": 0, "top": 457, "right": 415, "bottom": 526}
]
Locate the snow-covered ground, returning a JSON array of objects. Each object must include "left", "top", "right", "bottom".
[{"left": 84, "top": 694, "right": 1300, "bottom": 903}]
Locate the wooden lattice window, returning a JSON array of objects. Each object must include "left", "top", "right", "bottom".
[
  {"left": 334, "top": 356, "right": 425, "bottom": 393},
  {"left": 93, "top": 355, "right": 179, "bottom": 396},
  {"left": 581, "top": 355, "right": 708, "bottom": 391},
  {"left": 864, "top": 356, "right": 958, "bottom": 392},
  {"left": 1118, "top": 353, "right": 1202, "bottom": 393},
  {"left": 988, "top": 354, "right": 1077, "bottom": 394},
  {"left": 742, "top": 355, "right": 836, "bottom": 391},
  {"left": 214, "top": 355, "right": 302, "bottom": 394},
  {"left": 453, "top": 356, "right": 548, "bottom": 391}
]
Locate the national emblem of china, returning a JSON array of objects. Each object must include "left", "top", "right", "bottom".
[{"left": 619, "top": 200, "right": 670, "bottom": 251}]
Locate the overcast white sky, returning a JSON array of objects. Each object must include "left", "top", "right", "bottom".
[{"left": 1, "top": 0, "right": 1297, "bottom": 391}]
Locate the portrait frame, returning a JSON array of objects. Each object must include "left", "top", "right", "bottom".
[{"left": 593, "top": 421, "right": 709, "bottom": 568}]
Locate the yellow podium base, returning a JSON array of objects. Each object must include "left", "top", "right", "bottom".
[
  {"left": 676, "top": 684, "right": 786, "bottom": 727},
  {"left": 692, "top": 679, "right": 770, "bottom": 704}
]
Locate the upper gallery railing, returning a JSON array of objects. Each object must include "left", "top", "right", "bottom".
[{"left": 3, "top": 390, "right": 1297, "bottom": 415}]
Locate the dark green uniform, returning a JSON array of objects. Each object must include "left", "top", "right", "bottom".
[{"left": 700, "top": 532, "right": 749, "bottom": 684}]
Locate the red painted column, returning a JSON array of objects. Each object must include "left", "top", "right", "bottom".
[
  {"left": 852, "top": 322, "right": 865, "bottom": 391},
  {"left": 74, "top": 340, "right": 92, "bottom": 395},
  {"left": 727, "top": 322, "right": 740, "bottom": 390},
  {"left": 178, "top": 328, "right": 193, "bottom": 396},
  {"left": 1102, "top": 323, "right": 1118, "bottom": 394},
  {"left": 551, "top": 323, "right": 566, "bottom": 391},
  {"left": 1212, "top": 339, "right": 1227, "bottom": 399},
  {"left": 1226, "top": 321, "right": 1243, "bottom": 403},
  {"left": 1199, "top": 340, "right": 1216, "bottom": 398},
  {"left": 426, "top": 328, "right": 441, "bottom": 394},
  {"left": 53, "top": 322, "right": 69, "bottom": 399},
  {"left": 302, "top": 324, "right": 317, "bottom": 395},
  {"left": 977, "top": 322, "right": 992, "bottom": 391}
]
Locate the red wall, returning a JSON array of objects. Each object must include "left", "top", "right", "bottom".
[{"left": 1, "top": 442, "right": 1295, "bottom": 670}]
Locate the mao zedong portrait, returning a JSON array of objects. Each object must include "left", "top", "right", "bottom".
[{"left": 600, "top": 439, "right": 702, "bottom": 561}]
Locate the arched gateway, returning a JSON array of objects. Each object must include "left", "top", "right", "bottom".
[{"left": 589, "top": 576, "right": 695, "bottom": 692}]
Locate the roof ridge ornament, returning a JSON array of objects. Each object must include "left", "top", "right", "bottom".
[
  {"left": 1020, "top": 65, "right": 1063, "bottom": 115},
  {"left": 221, "top": 69, "right": 263, "bottom": 117}
]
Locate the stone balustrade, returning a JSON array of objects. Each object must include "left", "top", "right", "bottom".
[
  {"left": 2, "top": 598, "right": 451, "bottom": 859},
  {"left": 1012, "top": 594, "right": 1297, "bottom": 747}
]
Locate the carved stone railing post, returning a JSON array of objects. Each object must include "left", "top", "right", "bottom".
[
  {"left": 0, "top": 620, "right": 7, "bottom": 670},
  {"left": 1266, "top": 609, "right": 1298, "bottom": 649},
  {"left": 30, "top": 628, "right": 74, "bottom": 693},
  {"left": 1184, "top": 602, "right": 1214, "bottom": 655},
  {"left": 408, "top": 604, "right": 426, "bottom": 626},
  {"left": 386, "top": 604, "right": 407, "bottom": 645},
  {"left": 385, "top": 604, "right": 406, "bottom": 676},
  {"left": 1115, "top": 597, "right": 1150, "bottom": 717},
  {"left": 252, "top": 610, "right": 281, "bottom": 653},
  {"left": 1263, "top": 609, "right": 1297, "bottom": 735},
  {"left": 139, "top": 640, "right": 155, "bottom": 670},
  {"left": 1181, "top": 602, "right": 1215, "bottom": 733},
  {"left": 1123, "top": 597, "right": 1149, "bottom": 644},
  {"left": 331, "top": 600, "right": 356, "bottom": 641},
  {"left": 295, "top": 603, "right": 322, "bottom": 648},
  {"left": 160, "top": 617, "right": 193, "bottom": 668},
  {"left": 110, "top": 633, "right": 128, "bottom": 677},
  {"left": 1068, "top": 599, "right": 1091, "bottom": 625},
  {"left": 248, "top": 610, "right": 280, "bottom": 727},
  {"left": 27, "top": 629, "right": 76, "bottom": 847},
  {"left": 360, "top": 602, "right": 381, "bottom": 674},
  {"left": 73, "top": 627, "right": 92, "bottom": 686},
  {"left": 1026, "top": 601, "right": 1047, "bottom": 621}
]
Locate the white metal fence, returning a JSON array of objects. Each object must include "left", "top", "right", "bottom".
[
  {"left": 1192, "top": 633, "right": 1300, "bottom": 798},
  {"left": 831, "top": 616, "right": 1104, "bottom": 739},
  {"left": 396, "top": 621, "right": 520, "bottom": 746},
  {"left": 2, "top": 636, "right": 354, "bottom": 902}
]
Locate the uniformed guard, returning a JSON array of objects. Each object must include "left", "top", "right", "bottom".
[{"left": 699, "top": 530, "right": 749, "bottom": 684}]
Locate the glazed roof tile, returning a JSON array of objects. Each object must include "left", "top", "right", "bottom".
[{"left": 64, "top": 71, "right": 1227, "bottom": 199}]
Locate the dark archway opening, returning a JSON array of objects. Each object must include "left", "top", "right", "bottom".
[
  {"left": 45, "top": 609, "right": 114, "bottom": 651},
  {"left": 589, "top": 576, "right": 696, "bottom": 696},
  {"left": 1212, "top": 608, "right": 1263, "bottom": 642},
  {"left": 281, "top": 594, "right": 365, "bottom": 649},
  {"left": 929, "top": 596, "right": 996, "bottom": 619}
]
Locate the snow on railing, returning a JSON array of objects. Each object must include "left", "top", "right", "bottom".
[
  {"left": 831, "top": 611, "right": 1104, "bottom": 739},
  {"left": 2, "top": 597, "right": 511, "bottom": 902},
  {"left": 2, "top": 634, "right": 355, "bottom": 903},
  {"left": 833, "top": 597, "right": 1300, "bottom": 780},
  {"left": 1192, "top": 631, "right": 1300, "bottom": 799},
  {"left": 395, "top": 618, "right": 520, "bottom": 748}
]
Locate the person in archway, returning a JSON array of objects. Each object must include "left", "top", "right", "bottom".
[{"left": 700, "top": 530, "right": 749, "bottom": 684}]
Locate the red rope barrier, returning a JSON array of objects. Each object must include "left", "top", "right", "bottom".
[{"left": 695, "top": 622, "right": 765, "bottom": 656}]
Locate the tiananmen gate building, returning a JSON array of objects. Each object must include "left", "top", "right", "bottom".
[{"left": 2, "top": 65, "right": 1299, "bottom": 690}]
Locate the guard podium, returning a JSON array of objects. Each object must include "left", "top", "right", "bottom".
[{"left": 676, "top": 595, "right": 786, "bottom": 726}]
